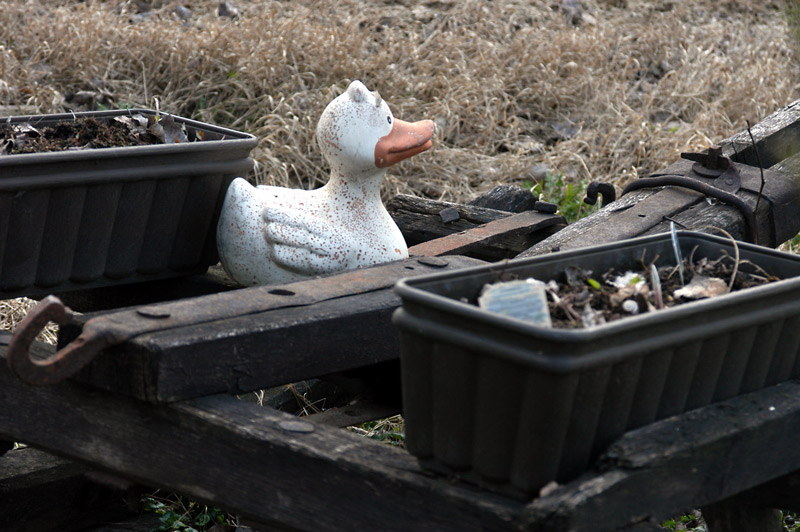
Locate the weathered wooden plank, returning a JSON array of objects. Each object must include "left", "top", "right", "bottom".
[
  {"left": 5, "top": 341, "right": 800, "bottom": 531},
  {"left": 0, "top": 358, "right": 523, "bottom": 532},
  {"left": 640, "top": 200, "right": 746, "bottom": 240},
  {"left": 520, "top": 380, "right": 800, "bottom": 532},
  {"left": 56, "top": 256, "right": 483, "bottom": 403},
  {"left": 408, "top": 209, "right": 565, "bottom": 259},
  {"left": 387, "top": 194, "right": 564, "bottom": 260},
  {"left": 0, "top": 447, "right": 138, "bottom": 532},
  {"left": 518, "top": 187, "right": 695, "bottom": 256},
  {"left": 771, "top": 146, "right": 800, "bottom": 176},
  {"left": 387, "top": 194, "right": 515, "bottom": 245},
  {"left": 520, "top": 100, "right": 800, "bottom": 257},
  {"left": 724, "top": 99, "right": 800, "bottom": 167}
]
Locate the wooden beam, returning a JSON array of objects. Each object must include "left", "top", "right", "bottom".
[
  {"left": 0, "top": 447, "right": 139, "bottom": 532},
  {"left": 387, "top": 194, "right": 516, "bottom": 245},
  {"left": 52, "top": 256, "right": 483, "bottom": 403},
  {"left": 520, "top": 185, "right": 705, "bottom": 256},
  {"left": 520, "top": 380, "right": 800, "bottom": 532},
  {"left": 0, "top": 358, "right": 523, "bottom": 532},
  {"left": 724, "top": 99, "right": 800, "bottom": 167},
  {"left": 408, "top": 209, "right": 565, "bottom": 258},
  {"left": 520, "top": 98, "right": 800, "bottom": 257},
  {"left": 5, "top": 343, "right": 800, "bottom": 531},
  {"left": 387, "top": 194, "right": 564, "bottom": 260}
]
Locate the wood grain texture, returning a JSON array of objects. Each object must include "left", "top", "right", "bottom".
[
  {"left": 0, "top": 447, "right": 138, "bottom": 532},
  {"left": 0, "top": 359, "right": 522, "bottom": 532},
  {"left": 61, "top": 255, "right": 483, "bottom": 403},
  {"left": 520, "top": 380, "right": 800, "bottom": 532},
  {"left": 408, "top": 209, "right": 565, "bottom": 259},
  {"left": 723, "top": 99, "right": 800, "bottom": 167},
  {"left": 517, "top": 188, "right": 671, "bottom": 257},
  {"left": 387, "top": 194, "right": 566, "bottom": 260},
  {"left": 519, "top": 99, "right": 800, "bottom": 257}
]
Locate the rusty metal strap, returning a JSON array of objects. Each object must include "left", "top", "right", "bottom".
[
  {"left": 621, "top": 174, "right": 759, "bottom": 244},
  {"left": 408, "top": 209, "right": 565, "bottom": 257},
  {"left": 7, "top": 256, "right": 480, "bottom": 386},
  {"left": 628, "top": 154, "right": 800, "bottom": 247}
]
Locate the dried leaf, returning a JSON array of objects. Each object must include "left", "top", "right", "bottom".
[
  {"left": 674, "top": 275, "right": 728, "bottom": 300},
  {"left": 148, "top": 114, "right": 188, "bottom": 144}
]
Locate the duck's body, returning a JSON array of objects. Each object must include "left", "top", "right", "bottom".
[{"left": 217, "top": 80, "right": 434, "bottom": 286}]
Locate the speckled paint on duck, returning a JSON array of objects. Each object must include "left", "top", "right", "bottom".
[{"left": 217, "top": 80, "right": 434, "bottom": 286}]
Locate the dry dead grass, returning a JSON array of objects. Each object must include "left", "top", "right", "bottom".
[
  {"left": 0, "top": 297, "right": 58, "bottom": 343},
  {"left": 1, "top": 0, "right": 797, "bottom": 198},
  {"left": 1, "top": 0, "right": 799, "bottom": 329}
]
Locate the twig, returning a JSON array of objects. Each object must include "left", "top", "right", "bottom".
[
  {"left": 547, "top": 289, "right": 581, "bottom": 323},
  {"left": 687, "top": 245, "right": 699, "bottom": 275},
  {"left": 710, "top": 226, "right": 740, "bottom": 292},
  {"left": 649, "top": 263, "right": 664, "bottom": 309}
]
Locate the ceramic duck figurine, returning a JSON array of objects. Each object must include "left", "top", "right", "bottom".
[{"left": 216, "top": 80, "right": 435, "bottom": 286}]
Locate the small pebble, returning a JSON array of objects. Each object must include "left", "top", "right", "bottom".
[
  {"left": 219, "top": 1, "right": 240, "bottom": 18},
  {"left": 174, "top": 5, "right": 192, "bottom": 21},
  {"left": 622, "top": 299, "right": 639, "bottom": 314}
]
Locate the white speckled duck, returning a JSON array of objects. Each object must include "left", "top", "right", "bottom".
[{"left": 216, "top": 80, "right": 435, "bottom": 286}]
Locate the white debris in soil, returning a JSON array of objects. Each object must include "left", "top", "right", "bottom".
[
  {"left": 673, "top": 275, "right": 728, "bottom": 300},
  {"left": 478, "top": 278, "right": 552, "bottom": 326}
]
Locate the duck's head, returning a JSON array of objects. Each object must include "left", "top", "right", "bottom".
[{"left": 316, "top": 80, "right": 435, "bottom": 180}]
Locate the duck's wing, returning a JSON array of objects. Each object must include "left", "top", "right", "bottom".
[{"left": 262, "top": 205, "right": 353, "bottom": 275}]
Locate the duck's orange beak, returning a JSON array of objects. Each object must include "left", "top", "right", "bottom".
[{"left": 374, "top": 118, "right": 435, "bottom": 168}]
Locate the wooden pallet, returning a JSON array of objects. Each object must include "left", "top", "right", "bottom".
[{"left": 4, "top": 99, "right": 800, "bottom": 531}]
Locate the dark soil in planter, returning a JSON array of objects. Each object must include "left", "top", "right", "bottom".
[
  {"left": 0, "top": 114, "right": 196, "bottom": 155},
  {"left": 0, "top": 108, "right": 257, "bottom": 298},
  {"left": 511, "top": 249, "right": 778, "bottom": 329}
]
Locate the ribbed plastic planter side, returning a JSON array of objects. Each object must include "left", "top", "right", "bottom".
[
  {"left": 0, "top": 109, "right": 257, "bottom": 298},
  {"left": 393, "top": 232, "right": 800, "bottom": 497}
]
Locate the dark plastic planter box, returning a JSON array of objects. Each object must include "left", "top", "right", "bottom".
[
  {"left": 0, "top": 109, "right": 257, "bottom": 298},
  {"left": 393, "top": 231, "right": 800, "bottom": 497}
]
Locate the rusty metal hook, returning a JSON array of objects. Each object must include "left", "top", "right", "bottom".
[
  {"left": 584, "top": 181, "right": 617, "bottom": 207},
  {"left": 7, "top": 296, "right": 111, "bottom": 386}
]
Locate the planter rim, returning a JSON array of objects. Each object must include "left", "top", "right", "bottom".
[
  {"left": 395, "top": 231, "right": 800, "bottom": 343},
  {"left": 0, "top": 108, "right": 258, "bottom": 165}
]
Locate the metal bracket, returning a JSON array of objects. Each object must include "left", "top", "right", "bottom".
[
  {"left": 6, "top": 256, "right": 481, "bottom": 386},
  {"left": 621, "top": 145, "right": 800, "bottom": 247}
]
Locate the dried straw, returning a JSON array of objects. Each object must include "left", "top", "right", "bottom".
[
  {"left": 0, "top": 0, "right": 797, "bottom": 323},
  {"left": 0, "top": 0, "right": 794, "bottom": 199}
]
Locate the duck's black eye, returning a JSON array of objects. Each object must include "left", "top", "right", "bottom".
[{"left": 387, "top": 116, "right": 392, "bottom": 124}]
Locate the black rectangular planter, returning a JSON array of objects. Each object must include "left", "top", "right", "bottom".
[
  {"left": 393, "top": 231, "right": 800, "bottom": 497},
  {"left": 0, "top": 109, "right": 257, "bottom": 298}
]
